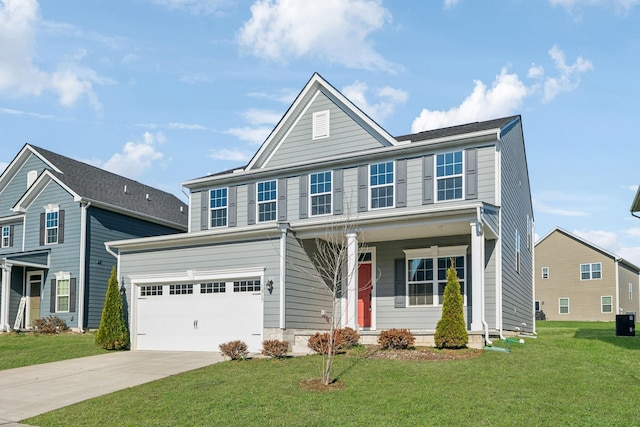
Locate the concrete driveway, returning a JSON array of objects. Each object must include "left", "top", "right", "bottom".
[{"left": 0, "top": 351, "right": 224, "bottom": 426}]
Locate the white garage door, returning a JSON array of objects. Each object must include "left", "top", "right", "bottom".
[{"left": 135, "top": 280, "right": 263, "bottom": 352}]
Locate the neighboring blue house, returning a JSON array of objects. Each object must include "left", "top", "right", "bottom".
[
  {"left": 0, "top": 144, "right": 188, "bottom": 332},
  {"left": 107, "top": 73, "right": 534, "bottom": 352}
]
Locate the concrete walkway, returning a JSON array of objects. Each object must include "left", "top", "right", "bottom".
[{"left": 0, "top": 351, "right": 224, "bottom": 426}]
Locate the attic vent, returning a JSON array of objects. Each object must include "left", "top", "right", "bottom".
[
  {"left": 27, "top": 170, "right": 38, "bottom": 188},
  {"left": 180, "top": 206, "right": 184, "bottom": 213},
  {"left": 123, "top": 185, "right": 127, "bottom": 194},
  {"left": 312, "top": 110, "right": 330, "bottom": 140},
  {"left": 146, "top": 194, "right": 150, "bottom": 200}
]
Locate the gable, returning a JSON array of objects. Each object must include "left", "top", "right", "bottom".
[{"left": 0, "top": 152, "right": 50, "bottom": 216}]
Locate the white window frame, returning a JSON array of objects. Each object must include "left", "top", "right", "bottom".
[
  {"left": 515, "top": 229, "right": 521, "bottom": 274},
  {"left": 55, "top": 272, "right": 70, "bottom": 313},
  {"left": 535, "top": 300, "right": 541, "bottom": 311},
  {"left": 312, "top": 110, "right": 330, "bottom": 140},
  {"left": 369, "top": 161, "right": 395, "bottom": 210},
  {"left": 45, "top": 206, "right": 59, "bottom": 245},
  {"left": 404, "top": 246, "right": 467, "bottom": 307},
  {"left": 601, "top": 295, "right": 613, "bottom": 313},
  {"left": 1, "top": 225, "right": 9, "bottom": 248},
  {"left": 629, "top": 283, "right": 633, "bottom": 300},
  {"left": 580, "top": 262, "right": 602, "bottom": 280},
  {"left": 209, "top": 188, "right": 228, "bottom": 228},
  {"left": 257, "top": 180, "right": 277, "bottom": 222},
  {"left": 309, "top": 171, "right": 332, "bottom": 216},
  {"left": 541, "top": 267, "right": 549, "bottom": 279},
  {"left": 435, "top": 150, "right": 464, "bottom": 202},
  {"left": 559, "top": 297, "right": 569, "bottom": 314}
]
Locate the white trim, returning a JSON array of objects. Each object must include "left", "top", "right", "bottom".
[
  {"left": 26, "top": 270, "right": 44, "bottom": 327},
  {"left": 309, "top": 170, "right": 333, "bottom": 217},
  {"left": 579, "top": 262, "right": 602, "bottom": 281},
  {"left": 558, "top": 297, "right": 569, "bottom": 314},
  {"left": 279, "top": 226, "right": 287, "bottom": 329},
  {"left": 346, "top": 232, "right": 358, "bottom": 329},
  {"left": 128, "top": 267, "right": 266, "bottom": 285},
  {"left": 541, "top": 266, "right": 549, "bottom": 279},
  {"left": 471, "top": 221, "right": 484, "bottom": 331},
  {"left": 434, "top": 149, "right": 465, "bottom": 203},
  {"left": 54, "top": 272, "right": 71, "bottom": 313},
  {"left": 601, "top": 295, "right": 613, "bottom": 313},
  {"left": 357, "top": 246, "right": 376, "bottom": 331},
  {"left": 256, "top": 179, "right": 277, "bottom": 223},
  {"left": 615, "top": 260, "right": 620, "bottom": 313},
  {"left": 1, "top": 225, "right": 9, "bottom": 248},
  {"left": 369, "top": 160, "right": 395, "bottom": 210},
  {"left": 208, "top": 187, "right": 229, "bottom": 229}
]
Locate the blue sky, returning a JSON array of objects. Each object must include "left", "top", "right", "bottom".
[{"left": 1, "top": 0, "right": 639, "bottom": 264}]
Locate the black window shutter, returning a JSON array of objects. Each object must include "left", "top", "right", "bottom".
[
  {"left": 228, "top": 186, "right": 237, "bottom": 227},
  {"left": 58, "top": 210, "right": 64, "bottom": 244},
  {"left": 299, "top": 175, "right": 308, "bottom": 219},
  {"left": 394, "top": 258, "right": 406, "bottom": 308},
  {"left": 247, "top": 183, "right": 256, "bottom": 225},
  {"left": 333, "top": 169, "right": 343, "bottom": 215},
  {"left": 9, "top": 225, "right": 14, "bottom": 247},
  {"left": 50, "top": 279, "right": 56, "bottom": 313},
  {"left": 465, "top": 148, "right": 478, "bottom": 200},
  {"left": 40, "top": 213, "right": 45, "bottom": 246},
  {"left": 69, "top": 278, "right": 76, "bottom": 313},
  {"left": 396, "top": 159, "right": 407, "bottom": 208},
  {"left": 278, "top": 178, "right": 287, "bottom": 222},
  {"left": 422, "top": 155, "right": 434, "bottom": 205},
  {"left": 201, "top": 190, "right": 209, "bottom": 230},
  {"left": 357, "top": 165, "right": 368, "bottom": 212}
]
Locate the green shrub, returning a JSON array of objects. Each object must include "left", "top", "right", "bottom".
[
  {"left": 434, "top": 259, "right": 468, "bottom": 349},
  {"left": 261, "top": 340, "right": 289, "bottom": 358},
  {"left": 95, "top": 267, "right": 130, "bottom": 350},
  {"left": 378, "top": 328, "right": 415, "bottom": 350},
  {"left": 219, "top": 340, "right": 248, "bottom": 360},
  {"left": 32, "top": 316, "right": 69, "bottom": 334}
]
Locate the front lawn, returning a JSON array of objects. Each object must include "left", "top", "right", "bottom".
[
  {"left": 0, "top": 332, "right": 108, "bottom": 370},
  {"left": 26, "top": 321, "right": 640, "bottom": 426}
]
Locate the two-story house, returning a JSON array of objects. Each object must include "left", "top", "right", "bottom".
[
  {"left": 0, "top": 144, "right": 188, "bottom": 332},
  {"left": 107, "top": 73, "right": 535, "bottom": 352},
  {"left": 535, "top": 227, "right": 640, "bottom": 321}
]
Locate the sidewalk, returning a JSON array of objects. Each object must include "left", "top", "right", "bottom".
[{"left": 0, "top": 351, "right": 223, "bottom": 425}]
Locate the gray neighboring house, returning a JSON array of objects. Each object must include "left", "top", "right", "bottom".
[
  {"left": 0, "top": 144, "right": 187, "bottom": 332},
  {"left": 107, "top": 73, "right": 535, "bottom": 352},
  {"left": 632, "top": 187, "right": 640, "bottom": 219}
]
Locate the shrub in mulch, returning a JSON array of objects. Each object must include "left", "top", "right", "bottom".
[
  {"left": 377, "top": 328, "right": 415, "bottom": 350},
  {"left": 219, "top": 340, "right": 248, "bottom": 360},
  {"left": 261, "top": 339, "right": 289, "bottom": 358},
  {"left": 32, "top": 316, "right": 69, "bottom": 334}
]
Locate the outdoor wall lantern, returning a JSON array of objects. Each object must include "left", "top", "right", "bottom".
[
  {"left": 120, "top": 280, "right": 126, "bottom": 296},
  {"left": 266, "top": 279, "right": 274, "bottom": 294}
]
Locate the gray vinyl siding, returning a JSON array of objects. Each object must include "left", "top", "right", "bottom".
[
  {"left": 618, "top": 263, "right": 639, "bottom": 315},
  {"left": 0, "top": 220, "right": 23, "bottom": 254},
  {"left": 264, "top": 92, "right": 384, "bottom": 168},
  {"left": 284, "top": 233, "right": 334, "bottom": 329},
  {"left": 7, "top": 267, "right": 23, "bottom": 326},
  {"left": 0, "top": 154, "right": 48, "bottom": 215},
  {"left": 190, "top": 191, "right": 203, "bottom": 231},
  {"left": 85, "top": 207, "right": 184, "bottom": 329},
  {"left": 483, "top": 209, "right": 499, "bottom": 234},
  {"left": 477, "top": 146, "right": 496, "bottom": 203},
  {"left": 5, "top": 251, "right": 49, "bottom": 266},
  {"left": 499, "top": 121, "right": 534, "bottom": 332},
  {"left": 119, "top": 238, "right": 281, "bottom": 328},
  {"left": 484, "top": 239, "right": 498, "bottom": 329}
]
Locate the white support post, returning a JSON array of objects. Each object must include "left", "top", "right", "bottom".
[
  {"left": 470, "top": 221, "right": 484, "bottom": 332},
  {"left": 1, "top": 263, "right": 12, "bottom": 332},
  {"left": 346, "top": 232, "right": 358, "bottom": 329}
]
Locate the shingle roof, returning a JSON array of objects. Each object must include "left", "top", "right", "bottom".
[
  {"left": 29, "top": 145, "right": 187, "bottom": 229},
  {"left": 394, "top": 115, "right": 520, "bottom": 143}
]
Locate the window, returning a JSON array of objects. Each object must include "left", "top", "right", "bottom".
[
  {"left": 201, "top": 282, "right": 226, "bottom": 294},
  {"left": 1, "top": 226, "right": 9, "bottom": 248},
  {"left": 310, "top": 171, "right": 332, "bottom": 215},
  {"left": 541, "top": 267, "right": 549, "bottom": 279},
  {"left": 234, "top": 280, "right": 261, "bottom": 292},
  {"left": 406, "top": 250, "right": 465, "bottom": 307},
  {"left": 141, "top": 285, "right": 163, "bottom": 296},
  {"left": 559, "top": 298, "right": 569, "bottom": 314},
  {"left": 370, "top": 161, "right": 394, "bottom": 209},
  {"left": 515, "top": 229, "right": 521, "bottom": 273},
  {"left": 209, "top": 188, "right": 228, "bottom": 228},
  {"left": 535, "top": 301, "right": 541, "bottom": 311},
  {"left": 436, "top": 151, "right": 463, "bottom": 201},
  {"left": 169, "top": 284, "right": 193, "bottom": 295},
  {"left": 56, "top": 275, "right": 70, "bottom": 312},
  {"left": 527, "top": 215, "right": 532, "bottom": 250},
  {"left": 257, "top": 180, "right": 277, "bottom": 222},
  {"left": 601, "top": 296, "right": 613, "bottom": 313},
  {"left": 580, "top": 263, "right": 602, "bottom": 280},
  {"left": 629, "top": 283, "right": 633, "bottom": 300},
  {"left": 312, "top": 110, "right": 330, "bottom": 139},
  {"left": 46, "top": 208, "right": 59, "bottom": 244}
]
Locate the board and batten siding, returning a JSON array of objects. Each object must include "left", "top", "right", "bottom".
[
  {"left": 0, "top": 154, "right": 49, "bottom": 214},
  {"left": 498, "top": 121, "right": 534, "bottom": 332},
  {"left": 264, "top": 91, "right": 384, "bottom": 168},
  {"left": 119, "top": 238, "right": 281, "bottom": 328}
]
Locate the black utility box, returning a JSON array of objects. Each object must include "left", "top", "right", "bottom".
[{"left": 615, "top": 313, "right": 636, "bottom": 336}]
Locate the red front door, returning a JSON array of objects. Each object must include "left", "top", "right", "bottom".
[{"left": 358, "top": 263, "right": 372, "bottom": 328}]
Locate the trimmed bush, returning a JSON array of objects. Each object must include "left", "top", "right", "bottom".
[
  {"left": 219, "top": 340, "right": 248, "bottom": 360},
  {"left": 434, "top": 259, "right": 468, "bottom": 349},
  {"left": 308, "top": 331, "right": 344, "bottom": 355},
  {"left": 95, "top": 266, "right": 130, "bottom": 350},
  {"left": 378, "top": 328, "right": 415, "bottom": 350},
  {"left": 339, "top": 327, "right": 360, "bottom": 348},
  {"left": 32, "top": 316, "right": 69, "bottom": 334},
  {"left": 261, "top": 340, "right": 289, "bottom": 358}
]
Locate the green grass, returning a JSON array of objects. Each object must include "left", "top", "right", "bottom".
[
  {"left": 0, "top": 332, "right": 108, "bottom": 370},
  {"left": 26, "top": 321, "right": 640, "bottom": 426}
]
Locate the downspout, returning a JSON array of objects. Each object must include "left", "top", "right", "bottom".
[
  {"left": 278, "top": 224, "right": 288, "bottom": 329},
  {"left": 615, "top": 259, "right": 620, "bottom": 314},
  {"left": 477, "top": 207, "right": 492, "bottom": 345},
  {"left": 77, "top": 201, "right": 91, "bottom": 332},
  {"left": 531, "top": 219, "right": 537, "bottom": 335},
  {"left": 494, "top": 136, "right": 506, "bottom": 341}
]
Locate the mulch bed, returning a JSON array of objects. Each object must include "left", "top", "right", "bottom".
[{"left": 360, "top": 345, "right": 483, "bottom": 361}]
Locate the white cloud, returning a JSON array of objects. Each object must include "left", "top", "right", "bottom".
[
  {"left": 247, "top": 88, "right": 298, "bottom": 104},
  {"left": 168, "top": 122, "right": 207, "bottom": 130},
  {"left": 411, "top": 68, "right": 528, "bottom": 132},
  {"left": 146, "top": 0, "right": 228, "bottom": 15},
  {"left": 573, "top": 229, "right": 619, "bottom": 250},
  {"left": 209, "top": 148, "right": 252, "bottom": 162},
  {"left": 618, "top": 246, "right": 640, "bottom": 267},
  {"left": 0, "top": 107, "right": 54, "bottom": 119},
  {"left": 628, "top": 185, "right": 639, "bottom": 192},
  {"left": 225, "top": 126, "right": 273, "bottom": 145},
  {"left": 237, "top": 0, "right": 398, "bottom": 72},
  {"left": 531, "top": 46, "right": 593, "bottom": 102},
  {"left": 342, "top": 81, "right": 408, "bottom": 123},
  {"left": 535, "top": 201, "right": 588, "bottom": 217},
  {"left": 624, "top": 228, "right": 640, "bottom": 238},
  {"left": 242, "top": 108, "right": 282, "bottom": 125},
  {"left": 179, "top": 73, "right": 216, "bottom": 84},
  {"left": 0, "top": 0, "right": 108, "bottom": 111},
  {"left": 443, "top": 0, "right": 461, "bottom": 8},
  {"left": 549, "top": 0, "right": 639, "bottom": 15},
  {"left": 101, "top": 132, "right": 165, "bottom": 179}
]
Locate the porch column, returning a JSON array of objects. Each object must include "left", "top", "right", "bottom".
[
  {"left": 1, "top": 262, "right": 12, "bottom": 332},
  {"left": 470, "top": 221, "right": 484, "bottom": 332},
  {"left": 345, "top": 232, "right": 358, "bottom": 329}
]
